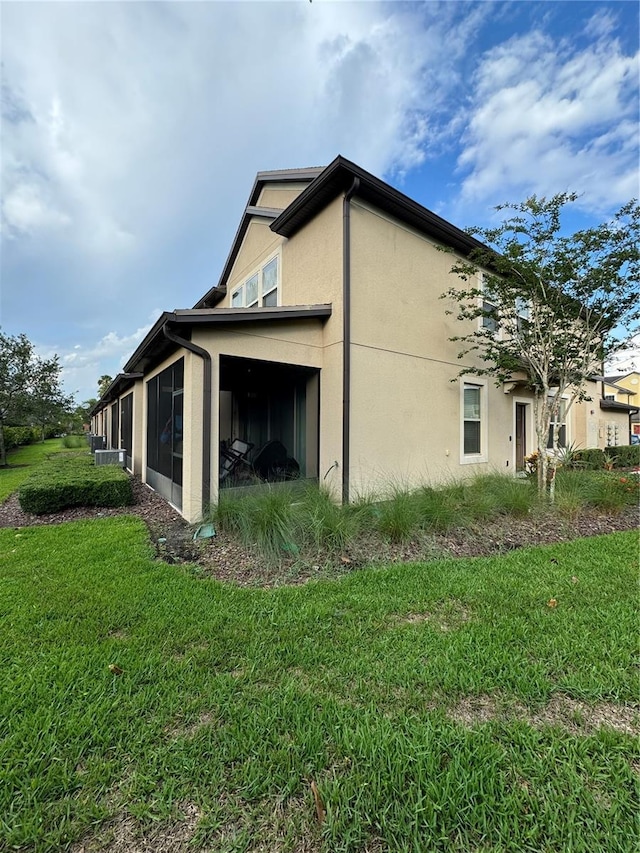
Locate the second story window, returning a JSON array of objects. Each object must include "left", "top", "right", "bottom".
[
  {"left": 480, "top": 274, "right": 499, "bottom": 333},
  {"left": 231, "top": 256, "right": 279, "bottom": 308}
]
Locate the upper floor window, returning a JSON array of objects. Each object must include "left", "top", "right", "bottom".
[
  {"left": 480, "top": 274, "right": 499, "bottom": 333},
  {"left": 515, "top": 297, "right": 530, "bottom": 333},
  {"left": 231, "top": 256, "right": 279, "bottom": 308}
]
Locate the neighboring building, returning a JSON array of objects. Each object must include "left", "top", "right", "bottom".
[
  {"left": 572, "top": 376, "right": 639, "bottom": 450},
  {"left": 602, "top": 371, "right": 640, "bottom": 444},
  {"left": 89, "top": 156, "right": 635, "bottom": 523}
]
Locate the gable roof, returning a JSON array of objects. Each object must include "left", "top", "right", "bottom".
[
  {"left": 193, "top": 166, "right": 324, "bottom": 309},
  {"left": 270, "top": 155, "right": 488, "bottom": 255},
  {"left": 194, "top": 155, "right": 491, "bottom": 310}
]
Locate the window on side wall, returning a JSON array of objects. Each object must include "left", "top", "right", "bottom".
[
  {"left": 515, "top": 297, "right": 530, "bottom": 333},
  {"left": 461, "top": 380, "right": 487, "bottom": 463},
  {"left": 230, "top": 255, "right": 279, "bottom": 308},
  {"left": 480, "top": 274, "right": 498, "bottom": 333},
  {"left": 547, "top": 398, "right": 567, "bottom": 449}
]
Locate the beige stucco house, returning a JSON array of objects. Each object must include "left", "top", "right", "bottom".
[
  {"left": 89, "top": 157, "right": 635, "bottom": 523},
  {"left": 601, "top": 371, "right": 640, "bottom": 444}
]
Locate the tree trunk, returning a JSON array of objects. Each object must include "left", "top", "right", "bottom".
[
  {"left": 534, "top": 397, "right": 550, "bottom": 499},
  {"left": 548, "top": 422, "right": 560, "bottom": 503},
  {"left": 0, "top": 423, "right": 6, "bottom": 468}
]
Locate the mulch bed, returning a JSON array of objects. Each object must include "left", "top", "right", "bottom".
[{"left": 2, "top": 475, "right": 638, "bottom": 587}]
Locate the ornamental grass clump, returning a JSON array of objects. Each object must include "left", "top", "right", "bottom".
[
  {"left": 214, "top": 486, "right": 297, "bottom": 563},
  {"left": 295, "top": 484, "right": 357, "bottom": 555},
  {"left": 374, "top": 487, "right": 421, "bottom": 543},
  {"left": 414, "top": 484, "right": 464, "bottom": 532}
]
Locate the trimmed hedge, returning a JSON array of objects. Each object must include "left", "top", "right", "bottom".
[
  {"left": 19, "top": 453, "right": 134, "bottom": 514},
  {"left": 573, "top": 445, "right": 639, "bottom": 470}
]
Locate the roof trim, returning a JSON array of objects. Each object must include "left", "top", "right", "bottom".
[
  {"left": 89, "top": 372, "right": 143, "bottom": 414},
  {"left": 592, "top": 375, "right": 635, "bottom": 396},
  {"left": 270, "top": 155, "right": 490, "bottom": 257},
  {"left": 173, "top": 304, "right": 331, "bottom": 323},
  {"left": 245, "top": 205, "right": 283, "bottom": 220},
  {"left": 599, "top": 399, "right": 640, "bottom": 413},
  {"left": 124, "top": 304, "right": 332, "bottom": 374}
]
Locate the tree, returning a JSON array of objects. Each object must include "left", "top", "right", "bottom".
[
  {"left": 97, "top": 375, "right": 113, "bottom": 397},
  {"left": 0, "top": 330, "right": 75, "bottom": 466},
  {"left": 29, "top": 355, "right": 75, "bottom": 442},
  {"left": 0, "top": 332, "right": 34, "bottom": 466},
  {"left": 69, "top": 399, "right": 97, "bottom": 433},
  {"left": 442, "top": 193, "right": 640, "bottom": 499}
]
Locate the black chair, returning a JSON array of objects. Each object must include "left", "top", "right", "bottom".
[{"left": 252, "top": 440, "right": 300, "bottom": 481}]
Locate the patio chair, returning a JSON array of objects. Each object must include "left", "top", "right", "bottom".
[
  {"left": 219, "top": 438, "right": 254, "bottom": 483},
  {"left": 252, "top": 439, "right": 300, "bottom": 481}
]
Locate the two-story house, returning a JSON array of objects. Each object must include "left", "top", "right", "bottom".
[{"left": 90, "top": 157, "right": 633, "bottom": 523}]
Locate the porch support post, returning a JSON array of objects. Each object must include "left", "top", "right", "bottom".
[{"left": 162, "top": 323, "right": 212, "bottom": 515}]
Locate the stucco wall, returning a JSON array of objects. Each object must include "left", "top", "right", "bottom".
[
  {"left": 573, "top": 393, "right": 633, "bottom": 449},
  {"left": 280, "top": 198, "right": 345, "bottom": 494},
  {"left": 347, "top": 200, "right": 536, "bottom": 495},
  {"left": 257, "top": 184, "right": 310, "bottom": 210}
]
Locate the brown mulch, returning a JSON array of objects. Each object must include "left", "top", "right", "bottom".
[{"left": 1, "top": 475, "right": 638, "bottom": 587}]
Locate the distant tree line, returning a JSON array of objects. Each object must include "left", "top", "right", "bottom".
[{"left": 0, "top": 329, "right": 88, "bottom": 467}]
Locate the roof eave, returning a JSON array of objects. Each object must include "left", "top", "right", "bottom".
[
  {"left": 599, "top": 399, "right": 640, "bottom": 413},
  {"left": 270, "top": 155, "right": 488, "bottom": 257},
  {"left": 124, "top": 305, "right": 332, "bottom": 374}
]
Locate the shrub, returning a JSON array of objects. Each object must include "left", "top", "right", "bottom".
[
  {"left": 573, "top": 448, "right": 606, "bottom": 470},
  {"left": 605, "top": 445, "right": 640, "bottom": 469},
  {"left": 586, "top": 472, "right": 640, "bottom": 512},
  {"left": 62, "top": 434, "right": 86, "bottom": 449},
  {"left": 3, "top": 426, "right": 40, "bottom": 450},
  {"left": 18, "top": 453, "right": 133, "bottom": 514}
]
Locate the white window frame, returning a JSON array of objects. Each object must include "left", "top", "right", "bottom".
[
  {"left": 478, "top": 272, "right": 499, "bottom": 335},
  {"left": 546, "top": 394, "right": 568, "bottom": 450},
  {"left": 460, "top": 377, "right": 488, "bottom": 464},
  {"left": 230, "top": 253, "right": 280, "bottom": 309}
]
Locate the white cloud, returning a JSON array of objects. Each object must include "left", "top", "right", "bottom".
[
  {"left": 2, "top": 182, "right": 71, "bottom": 234},
  {"left": 44, "top": 319, "right": 158, "bottom": 402},
  {"left": 457, "top": 27, "right": 639, "bottom": 211},
  {"left": 584, "top": 8, "right": 618, "bottom": 40},
  {"left": 606, "top": 335, "right": 640, "bottom": 376}
]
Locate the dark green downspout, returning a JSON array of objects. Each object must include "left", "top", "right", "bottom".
[
  {"left": 342, "top": 177, "right": 360, "bottom": 504},
  {"left": 162, "top": 323, "right": 212, "bottom": 514}
]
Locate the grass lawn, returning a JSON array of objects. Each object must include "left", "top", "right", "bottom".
[
  {"left": 1, "top": 517, "right": 638, "bottom": 852},
  {"left": 0, "top": 439, "right": 74, "bottom": 503}
]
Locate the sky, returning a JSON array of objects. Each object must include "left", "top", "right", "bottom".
[{"left": 1, "top": 0, "right": 639, "bottom": 405}]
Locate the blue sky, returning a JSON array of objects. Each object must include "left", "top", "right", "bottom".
[{"left": 1, "top": 0, "right": 638, "bottom": 404}]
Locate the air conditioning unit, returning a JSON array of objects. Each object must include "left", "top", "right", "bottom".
[
  {"left": 95, "top": 449, "right": 126, "bottom": 467},
  {"left": 89, "top": 434, "right": 106, "bottom": 452}
]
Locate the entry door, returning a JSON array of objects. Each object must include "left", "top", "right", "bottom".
[{"left": 515, "top": 403, "right": 527, "bottom": 471}]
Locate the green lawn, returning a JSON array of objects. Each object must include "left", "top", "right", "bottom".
[
  {"left": 1, "top": 518, "right": 638, "bottom": 852},
  {"left": 0, "top": 439, "right": 75, "bottom": 502}
]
